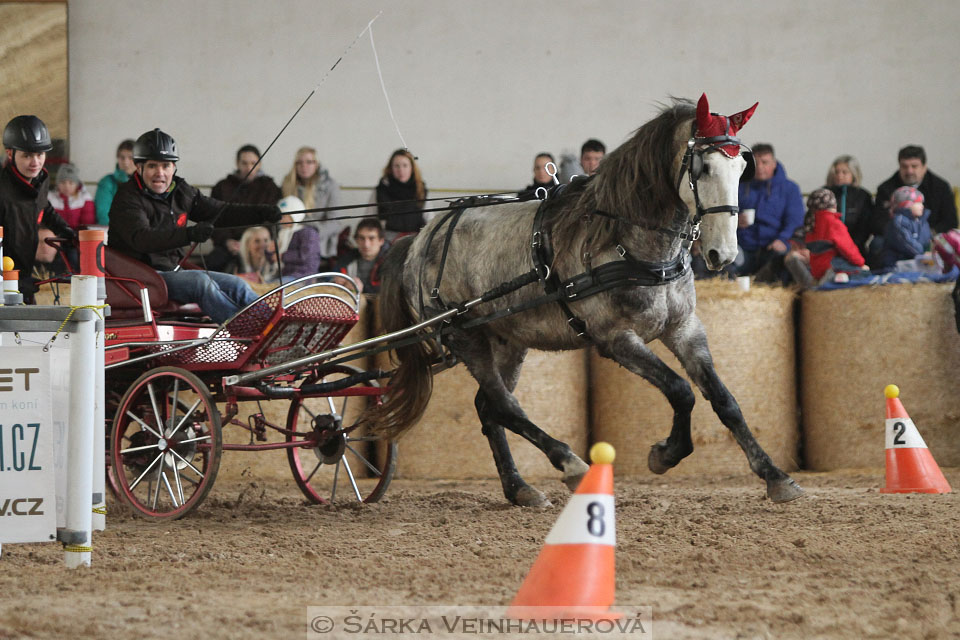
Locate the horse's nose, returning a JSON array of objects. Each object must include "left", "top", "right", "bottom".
[{"left": 707, "top": 249, "right": 721, "bottom": 268}]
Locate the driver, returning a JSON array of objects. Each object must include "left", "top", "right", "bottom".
[{"left": 108, "top": 128, "right": 282, "bottom": 323}]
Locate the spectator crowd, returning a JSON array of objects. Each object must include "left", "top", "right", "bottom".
[{"left": 2, "top": 113, "right": 958, "bottom": 314}]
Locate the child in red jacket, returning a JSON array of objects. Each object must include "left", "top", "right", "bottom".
[
  {"left": 47, "top": 163, "right": 95, "bottom": 230},
  {"left": 804, "top": 188, "right": 868, "bottom": 283}
]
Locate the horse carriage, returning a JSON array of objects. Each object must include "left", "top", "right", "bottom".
[
  {"left": 36, "top": 242, "right": 399, "bottom": 521},
  {"left": 37, "top": 94, "right": 804, "bottom": 522}
]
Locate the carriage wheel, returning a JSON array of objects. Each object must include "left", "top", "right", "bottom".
[
  {"left": 110, "top": 367, "right": 222, "bottom": 520},
  {"left": 285, "top": 364, "right": 396, "bottom": 504}
]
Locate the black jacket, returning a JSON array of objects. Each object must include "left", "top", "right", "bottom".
[
  {"left": 0, "top": 165, "right": 73, "bottom": 301},
  {"left": 826, "top": 184, "right": 874, "bottom": 252},
  {"left": 108, "top": 173, "right": 275, "bottom": 271},
  {"left": 875, "top": 169, "right": 958, "bottom": 234},
  {"left": 209, "top": 172, "right": 283, "bottom": 245}
]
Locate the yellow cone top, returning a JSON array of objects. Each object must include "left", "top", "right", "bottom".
[
  {"left": 589, "top": 442, "right": 616, "bottom": 465},
  {"left": 1, "top": 256, "right": 13, "bottom": 272},
  {"left": 884, "top": 384, "right": 900, "bottom": 399}
]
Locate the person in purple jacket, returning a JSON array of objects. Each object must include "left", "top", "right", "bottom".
[
  {"left": 734, "top": 143, "right": 805, "bottom": 276},
  {"left": 276, "top": 195, "right": 323, "bottom": 282}
]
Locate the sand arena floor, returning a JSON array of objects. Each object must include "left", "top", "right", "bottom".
[{"left": 1, "top": 469, "right": 958, "bottom": 640}]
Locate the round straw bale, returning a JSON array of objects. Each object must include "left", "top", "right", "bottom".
[
  {"left": 218, "top": 291, "right": 372, "bottom": 483},
  {"left": 801, "top": 282, "right": 960, "bottom": 470},
  {"left": 591, "top": 279, "right": 799, "bottom": 475}
]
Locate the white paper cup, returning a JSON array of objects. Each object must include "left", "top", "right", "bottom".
[
  {"left": 741, "top": 208, "right": 756, "bottom": 225},
  {"left": 736, "top": 276, "right": 751, "bottom": 292}
]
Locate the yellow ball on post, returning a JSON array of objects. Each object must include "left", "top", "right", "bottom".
[
  {"left": 1, "top": 256, "right": 13, "bottom": 272},
  {"left": 589, "top": 442, "right": 616, "bottom": 465},
  {"left": 884, "top": 384, "right": 900, "bottom": 399}
]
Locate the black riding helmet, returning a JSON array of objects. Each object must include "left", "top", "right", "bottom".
[
  {"left": 133, "top": 128, "right": 179, "bottom": 163},
  {"left": 3, "top": 115, "right": 53, "bottom": 152}
]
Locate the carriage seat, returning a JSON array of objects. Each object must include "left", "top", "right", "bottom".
[{"left": 104, "top": 246, "right": 205, "bottom": 320}]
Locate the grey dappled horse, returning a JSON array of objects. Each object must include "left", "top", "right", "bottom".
[{"left": 361, "top": 95, "right": 804, "bottom": 506}]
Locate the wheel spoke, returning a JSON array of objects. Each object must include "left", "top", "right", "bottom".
[
  {"left": 342, "top": 456, "right": 363, "bottom": 501},
  {"left": 331, "top": 460, "right": 340, "bottom": 502},
  {"left": 168, "top": 398, "right": 203, "bottom": 439},
  {"left": 169, "top": 448, "right": 204, "bottom": 478},
  {"left": 146, "top": 382, "right": 166, "bottom": 436},
  {"left": 303, "top": 458, "right": 323, "bottom": 485},
  {"left": 128, "top": 450, "right": 164, "bottom": 491},
  {"left": 172, "top": 462, "right": 186, "bottom": 505},
  {"left": 126, "top": 410, "right": 163, "bottom": 440},
  {"left": 176, "top": 434, "right": 211, "bottom": 445},
  {"left": 161, "top": 468, "right": 179, "bottom": 508},
  {"left": 345, "top": 442, "right": 381, "bottom": 477},
  {"left": 151, "top": 452, "right": 165, "bottom": 510},
  {"left": 346, "top": 435, "right": 380, "bottom": 442},
  {"left": 120, "top": 443, "right": 161, "bottom": 454},
  {"left": 168, "top": 379, "right": 180, "bottom": 433}
]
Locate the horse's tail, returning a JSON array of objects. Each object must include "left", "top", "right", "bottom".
[{"left": 359, "top": 235, "right": 440, "bottom": 441}]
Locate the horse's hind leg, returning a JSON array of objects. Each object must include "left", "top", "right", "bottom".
[
  {"left": 595, "top": 331, "right": 697, "bottom": 473},
  {"left": 474, "top": 342, "right": 550, "bottom": 506},
  {"left": 661, "top": 316, "right": 804, "bottom": 503},
  {"left": 450, "top": 331, "right": 589, "bottom": 502}
]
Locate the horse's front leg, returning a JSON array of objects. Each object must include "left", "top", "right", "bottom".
[
  {"left": 661, "top": 316, "right": 804, "bottom": 503},
  {"left": 595, "top": 330, "right": 697, "bottom": 473}
]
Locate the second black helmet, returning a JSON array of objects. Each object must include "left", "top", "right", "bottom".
[
  {"left": 133, "top": 128, "right": 179, "bottom": 163},
  {"left": 3, "top": 115, "right": 53, "bottom": 152}
]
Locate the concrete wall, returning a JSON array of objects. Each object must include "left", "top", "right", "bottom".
[{"left": 67, "top": 0, "right": 959, "bottom": 198}]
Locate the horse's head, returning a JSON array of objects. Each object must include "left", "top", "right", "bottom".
[{"left": 678, "top": 94, "right": 757, "bottom": 270}]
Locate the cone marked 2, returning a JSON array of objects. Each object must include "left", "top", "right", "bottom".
[
  {"left": 880, "top": 385, "right": 951, "bottom": 494},
  {"left": 507, "top": 442, "right": 620, "bottom": 621}
]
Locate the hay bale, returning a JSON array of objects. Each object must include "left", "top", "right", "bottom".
[
  {"left": 218, "top": 293, "right": 372, "bottom": 484},
  {"left": 591, "top": 279, "right": 800, "bottom": 475},
  {"left": 801, "top": 283, "right": 960, "bottom": 470},
  {"left": 372, "top": 300, "right": 588, "bottom": 479}
]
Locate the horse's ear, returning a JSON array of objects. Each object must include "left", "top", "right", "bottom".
[
  {"left": 696, "top": 93, "right": 710, "bottom": 130},
  {"left": 729, "top": 102, "right": 758, "bottom": 134}
]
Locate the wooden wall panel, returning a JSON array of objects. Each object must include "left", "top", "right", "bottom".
[{"left": 0, "top": 2, "right": 68, "bottom": 153}]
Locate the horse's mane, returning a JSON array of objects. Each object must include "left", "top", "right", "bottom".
[{"left": 547, "top": 98, "right": 696, "bottom": 261}]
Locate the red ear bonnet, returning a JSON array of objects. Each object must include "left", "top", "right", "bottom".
[{"left": 695, "top": 93, "right": 758, "bottom": 157}]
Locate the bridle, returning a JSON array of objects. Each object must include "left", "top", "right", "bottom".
[{"left": 675, "top": 117, "right": 754, "bottom": 236}]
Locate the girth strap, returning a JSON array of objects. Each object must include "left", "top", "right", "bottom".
[{"left": 530, "top": 200, "right": 688, "bottom": 340}]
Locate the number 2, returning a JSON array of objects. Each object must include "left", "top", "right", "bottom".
[{"left": 892, "top": 421, "right": 906, "bottom": 445}]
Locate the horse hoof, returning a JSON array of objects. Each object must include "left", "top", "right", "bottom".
[
  {"left": 561, "top": 457, "right": 590, "bottom": 491},
  {"left": 767, "top": 477, "right": 805, "bottom": 503},
  {"left": 514, "top": 486, "right": 551, "bottom": 508},
  {"left": 647, "top": 442, "right": 674, "bottom": 475}
]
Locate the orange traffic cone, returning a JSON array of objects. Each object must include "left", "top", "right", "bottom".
[
  {"left": 507, "top": 442, "right": 620, "bottom": 621},
  {"left": 880, "top": 385, "right": 951, "bottom": 494}
]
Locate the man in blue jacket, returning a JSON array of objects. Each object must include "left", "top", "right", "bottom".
[{"left": 735, "top": 143, "right": 804, "bottom": 276}]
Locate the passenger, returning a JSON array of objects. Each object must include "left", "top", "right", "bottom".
[
  {"left": 94, "top": 138, "right": 135, "bottom": 225},
  {"left": 108, "top": 128, "right": 281, "bottom": 323},
  {"left": 375, "top": 148, "right": 428, "bottom": 241},
  {"left": 0, "top": 115, "right": 76, "bottom": 303}
]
